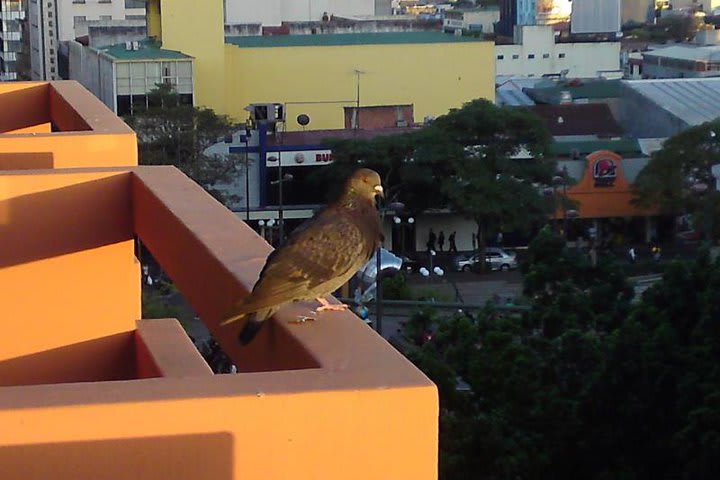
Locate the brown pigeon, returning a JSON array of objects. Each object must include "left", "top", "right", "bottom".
[{"left": 221, "top": 168, "right": 384, "bottom": 345}]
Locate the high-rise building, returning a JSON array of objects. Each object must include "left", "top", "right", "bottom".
[
  {"left": 28, "top": 0, "right": 146, "bottom": 80},
  {"left": 0, "top": 0, "right": 26, "bottom": 81},
  {"left": 498, "top": 0, "right": 572, "bottom": 37}
]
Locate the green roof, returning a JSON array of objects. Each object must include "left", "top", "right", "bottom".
[
  {"left": 98, "top": 40, "right": 193, "bottom": 61},
  {"left": 550, "top": 138, "right": 643, "bottom": 156},
  {"left": 225, "top": 32, "right": 487, "bottom": 48},
  {"left": 526, "top": 79, "right": 623, "bottom": 104}
]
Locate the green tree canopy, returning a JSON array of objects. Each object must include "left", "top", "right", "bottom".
[
  {"left": 323, "top": 99, "right": 554, "bottom": 250},
  {"left": 124, "top": 84, "right": 242, "bottom": 204},
  {"left": 633, "top": 120, "right": 720, "bottom": 238}
]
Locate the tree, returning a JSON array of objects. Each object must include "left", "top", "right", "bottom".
[
  {"left": 423, "top": 99, "right": 554, "bottom": 253},
  {"left": 633, "top": 120, "right": 720, "bottom": 239},
  {"left": 325, "top": 99, "right": 554, "bottom": 255},
  {"left": 659, "top": 14, "right": 701, "bottom": 43},
  {"left": 124, "top": 84, "right": 242, "bottom": 204}
]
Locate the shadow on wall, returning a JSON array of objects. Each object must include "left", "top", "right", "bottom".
[
  {"left": 0, "top": 174, "right": 133, "bottom": 269},
  {"left": 0, "top": 153, "right": 54, "bottom": 170},
  {"left": 0, "top": 331, "right": 138, "bottom": 387},
  {"left": 0, "top": 433, "right": 235, "bottom": 480},
  {"left": 0, "top": 83, "right": 50, "bottom": 133}
]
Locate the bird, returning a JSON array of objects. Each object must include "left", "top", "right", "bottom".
[{"left": 221, "top": 168, "right": 385, "bottom": 345}]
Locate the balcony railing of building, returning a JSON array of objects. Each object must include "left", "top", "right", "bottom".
[{"left": 0, "top": 81, "right": 438, "bottom": 480}]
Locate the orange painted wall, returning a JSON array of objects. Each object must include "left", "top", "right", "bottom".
[
  {"left": 563, "top": 150, "right": 656, "bottom": 219},
  {"left": 0, "top": 380, "right": 437, "bottom": 480},
  {"left": 0, "top": 171, "right": 140, "bottom": 386},
  {"left": 0, "top": 81, "right": 138, "bottom": 169}
]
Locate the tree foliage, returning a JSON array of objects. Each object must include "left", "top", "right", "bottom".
[
  {"left": 323, "top": 99, "right": 554, "bottom": 249},
  {"left": 633, "top": 120, "right": 720, "bottom": 238},
  {"left": 399, "top": 235, "right": 720, "bottom": 479},
  {"left": 124, "top": 84, "right": 242, "bottom": 204}
]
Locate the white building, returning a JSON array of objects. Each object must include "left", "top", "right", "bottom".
[
  {"left": 28, "top": 0, "right": 145, "bottom": 80},
  {"left": 570, "top": 0, "right": 621, "bottom": 35},
  {"left": 224, "top": 0, "right": 378, "bottom": 26},
  {"left": 69, "top": 39, "right": 194, "bottom": 115},
  {"left": 443, "top": 6, "right": 499, "bottom": 34},
  {"left": 496, "top": 26, "right": 621, "bottom": 78},
  {"left": 0, "top": 0, "right": 25, "bottom": 81},
  {"left": 642, "top": 45, "right": 720, "bottom": 79}
]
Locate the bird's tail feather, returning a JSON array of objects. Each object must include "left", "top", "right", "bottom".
[{"left": 238, "top": 308, "right": 275, "bottom": 345}]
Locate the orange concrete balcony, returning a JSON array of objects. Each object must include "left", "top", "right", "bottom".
[
  {"left": 0, "top": 81, "right": 137, "bottom": 170},
  {"left": 0, "top": 82, "right": 437, "bottom": 479}
]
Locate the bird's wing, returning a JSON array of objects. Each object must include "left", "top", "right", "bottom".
[{"left": 230, "top": 209, "right": 374, "bottom": 315}]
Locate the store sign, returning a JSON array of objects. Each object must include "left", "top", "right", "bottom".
[
  {"left": 592, "top": 157, "right": 617, "bottom": 187},
  {"left": 265, "top": 149, "right": 333, "bottom": 167}
]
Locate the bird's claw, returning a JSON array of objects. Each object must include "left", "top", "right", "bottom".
[
  {"left": 289, "top": 314, "right": 316, "bottom": 324},
  {"left": 315, "top": 304, "right": 350, "bottom": 313}
]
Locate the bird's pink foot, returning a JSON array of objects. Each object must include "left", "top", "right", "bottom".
[{"left": 315, "top": 297, "right": 349, "bottom": 313}]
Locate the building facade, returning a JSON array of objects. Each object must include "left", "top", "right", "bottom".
[
  {"left": 498, "top": 0, "right": 572, "bottom": 37},
  {"left": 29, "top": 0, "right": 145, "bottom": 80},
  {"left": 0, "top": 0, "right": 25, "bottom": 81},
  {"left": 642, "top": 45, "right": 720, "bottom": 79},
  {"left": 496, "top": 26, "right": 621, "bottom": 78},
  {"left": 69, "top": 39, "right": 194, "bottom": 115},
  {"left": 443, "top": 6, "right": 499, "bottom": 34},
  {"left": 223, "top": 0, "right": 378, "bottom": 26}
]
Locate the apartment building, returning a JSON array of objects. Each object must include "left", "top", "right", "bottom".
[
  {"left": 496, "top": 26, "right": 621, "bottom": 79},
  {"left": 0, "top": 0, "right": 25, "bottom": 81},
  {"left": 29, "top": 0, "right": 145, "bottom": 80}
]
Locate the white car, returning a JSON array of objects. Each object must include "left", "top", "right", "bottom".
[{"left": 453, "top": 248, "right": 518, "bottom": 272}]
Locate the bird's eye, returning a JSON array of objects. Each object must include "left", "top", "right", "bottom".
[{"left": 362, "top": 177, "right": 368, "bottom": 183}]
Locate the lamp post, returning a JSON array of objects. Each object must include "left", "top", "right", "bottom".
[
  {"left": 244, "top": 120, "right": 252, "bottom": 222},
  {"left": 374, "top": 201, "right": 406, "bottom": 335},
  {"left": 270, "top": 172, "right": 293, "bottom": 244},
  {"left": 393, "top": 215, "right": 415, "bottom": 257}
]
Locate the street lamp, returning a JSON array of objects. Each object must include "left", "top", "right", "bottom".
[
  {"left": 243, "top": 120, "right": 253, "bottom": 222},
  {"left": 270, "top": 173, "right": 293, "bottom": 243},
  {"left": 393, "top": 215, "right": 415, "bottom": 257}
]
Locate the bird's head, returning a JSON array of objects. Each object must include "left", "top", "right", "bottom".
[{"left": 343, "top": 168, "right": 384, "bottom": 205}]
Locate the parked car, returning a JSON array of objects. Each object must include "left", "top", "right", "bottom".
[
  {"left": 453, "top": 248, "right": 518, "bottom": 272},
  {"left": 400, "top": 255, "right": 421, "bottom": 273}
]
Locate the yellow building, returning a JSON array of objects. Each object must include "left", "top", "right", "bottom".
[{"left": 147, "top": 0, "right": 495, "bottom": 130}]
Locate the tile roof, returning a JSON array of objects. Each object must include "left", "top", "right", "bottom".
[
  {"left": 528, "top": 103, "right": 624, "bottom": 137},
  {"left": 98, "top": 40, "right": 192, "bottom": 61},
  {"left": 622, "top": 78, "right": 720, "bottom": 126},
  {"left": 225, "top": 31, "right": 487, "bottom": 48}
]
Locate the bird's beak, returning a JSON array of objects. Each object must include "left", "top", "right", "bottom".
[{"left": 374, "top": 185, "right": 385, "bottom": 198}]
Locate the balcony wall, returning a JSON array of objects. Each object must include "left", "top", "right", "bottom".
[
  {"left": 0, "top": 81, "right": 438, "bottom": 479},
  {"left": 0, "top": 81, "right": 137, "bottom": 169}
]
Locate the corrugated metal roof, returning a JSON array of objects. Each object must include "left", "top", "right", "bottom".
[
  {"left": 623, "top": 78, "right": 720, "bottom": 126},
  {"left": 642, "top": 45, "right": 720, "bottom": 62}
]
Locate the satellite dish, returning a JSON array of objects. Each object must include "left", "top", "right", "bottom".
[{"left": 296, "top": 114, "right": 310, "bottom": 126}]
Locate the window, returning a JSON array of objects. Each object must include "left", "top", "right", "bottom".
[
  {"left": 100, "top": 15, "right": 112, "bottom": 21},
  {"left": 126, "top": 15, "right": 146, "bottom": 20},
  {"left": 72, "top": 0, "right": 86, "bottom": 3},
  {"left": 543, "top": 53, "right": 550, "bottom": 59},
  {"left": 558, "top": 53, "right": 566, "bottom": 58},
  {"left": 528, "top": 54, "right": 535, "bottom": 59},
  {"left": 73, "top": 16, "right": 86, "bottom": 28},
  {"left": 125, "top": 0, "right": 145, "bottom": 7},
  {"left": 49, "top": 48, "right": 54, "bottom": 54},
  {"left": 512, "top": 54, "right": 519, "bottom": 59},
  {"left": 497, "top": 54, "right": 504, "bottom": 60}
]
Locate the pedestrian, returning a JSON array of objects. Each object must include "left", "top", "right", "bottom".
[
  {"left": 496, "top": 231, "right": 504, "bottom": 246},
  {"left": 438, "top": 230, "right": 445, "bottom": 252},
  {"left": 589, "top": 246, "right": 598, "bottom": 268},
  {"left": 628, "top": 246, "right": 636, "bottom": 264},
  {"left": 471, "top": 232, "right": 477, "bottom": 251},
  {"left": 427, "top": 228, "right": 436, "bottom": 253},
  {"left": 652, "top": 245, "right": 661, "bottom": 262},
  {"left": 448, "top": 231, "right": 457, "bottom": 253}
]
